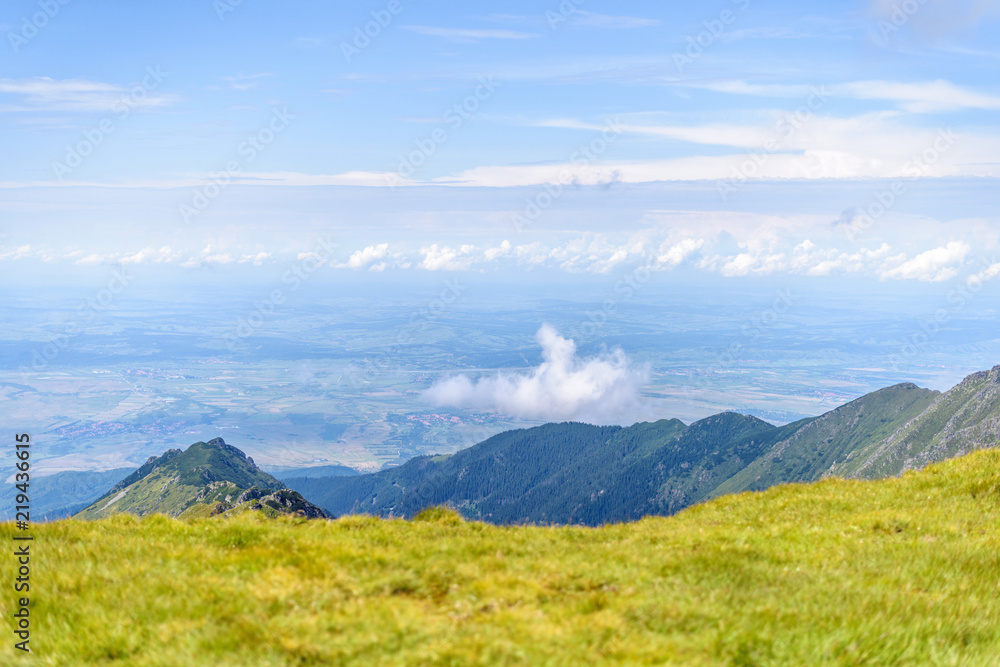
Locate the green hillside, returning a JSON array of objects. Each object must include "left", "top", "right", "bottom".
[
  {"left": 290, "top": 414, "right": 790, "bottom": 524},
  {"left": 75, "top": 438, "right": 330, "bottom": 520},
  {"left": 288, "top": 416, "right": 784, "bottom": 524},
  {"left": 291, "top": 421, "right": 625, "bottom": 522},
  {"left": 846, "top": 365, "right": 1000, "bottom": 478},
  {"left": 5, "top": 448, "right": 999, "bottom": 664},
  {"left": 712, "top": 382, "right": 939, "bottom": 497}
]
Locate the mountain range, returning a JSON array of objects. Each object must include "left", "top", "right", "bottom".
[
  {"left": 284, "top": 366, "right": 1000, "bottom": 525},
  {"left": 71, "top": 365, "right": 1000, "bottom": 526}
]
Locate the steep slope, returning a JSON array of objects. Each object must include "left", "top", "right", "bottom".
[
  {"left": 300, "top": 422, "right": 624, "bottom": 523},
  {"left": 712, "top": 382, "right": 939, "bottom": 497},
  {"left": 843, "top": 365, "right": 1000, "bottom": 478},
  {"left": 573, "top": 412, "right": 790, "bottom": 523},
  {"left": 75, "top": 438, "right": 330, "bottom": 520}
]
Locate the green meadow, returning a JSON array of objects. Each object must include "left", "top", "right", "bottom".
[{"left": 5, "top": 449, "right": 1000, "bottom": 665}]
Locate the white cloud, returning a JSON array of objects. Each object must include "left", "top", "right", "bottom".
[
  {"left": 344, "top": 243, "right": 389, "bottom": 269},
  {"left": 539, "top": 234, "right": 648, "bottom": 274},
  {"left": 6, "top": 105, "right": 995, "bottom": 191},
  {"left": 687, "top": 78, "right": 1000, "bottom": 113},
  {"left": 838, "top": 80, "right": 1000, "bottom": 113},
  {"left": 181, "top": 245, "right": 236, "bottom": 269},
  {"left": 0, "top": 244, "right": 33, "bottom": 261},
  {"left": 403, "top": 26, "right": 540, "bottom": 40},
  {"left": 586, "top": 239, "right": 646, "bottom": 274},
  {"left": 699, "top": 240, "right": 899, "bottom": 279},
  {"left": 242, "top": 171, "right": 414, "bottom": 187},
  {"left": 121, "top": 246, "right": 181, "bottom": 264},
  {"left": 570, "top": 12, "right": 660, "bottom": 29},
  {"left": 542, "top": 117, "right": 773, "bottom": 149},
  {"left": 239, "top": 252, "right": 272, "bottom": 266},
  {"left": 75, "top": 253, "right": 106, "bottom": 266},
  {"left": 428, "top": 116, "right": 998, "bottom": 185},
  {"left": 221, "top": 73, "right": 272, "bottom": 91},
  {"left": 656, "top": 238, "right": 704, "bottom": 267},
  {"left": 423, "top": 324, "right": 649, "bottom": 424},
  {"left": 879, "top": 241, "right": 971, "bottom": 282},
  {"left": 514, "top": 241, "right": 548, "bottom": 266},
  {"left": 802, "top": 243, "right": 894, "bottom": 276},
  {"left": 0, "top": 77, "right": 175, "bottom": 113},
  {"left": 419, "top": 244, "right": 477, "bottom": 271},
  {"left": 719, "top": 253, "right": 759, "bottom": 277},
  {"left": 484, "top": 240, "right": 512, "bottom": 261},
  {"left": 967, "top": 262, "right": 1000, "bottom": 285}
]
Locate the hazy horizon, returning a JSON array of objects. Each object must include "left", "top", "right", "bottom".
[{"left": 3, "top": 0, "right": 1000, "bottom": 475}]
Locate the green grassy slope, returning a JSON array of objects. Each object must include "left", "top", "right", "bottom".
[
  {"left": 844, "top": 365, "right": 1000, "bottom": 478},
  {"left": 5, "top": 448, "right": 999, "bottom": 665},
  {"left": 713, "top": 382, "right": 939, "bottom": 497}
]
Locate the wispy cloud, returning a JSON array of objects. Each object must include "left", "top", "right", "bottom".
[
  {"left": 0, "top": 77, "right": 175, "bottom": 113},
  {"left": 690, "top": 78, "right": 1000, "bottom": 113},
  {"left": 537, "top": 118, "right": 772, "bottom": 148},
  {"left": 838, "top": 80, "right": 1000, "bottom": 112},
  {"left": 403, "top": 26, "right": 541, "bottom": 41},
  {"left": 570, "top": 12, "right": 660, "bottom": 29},
  {"left": 220, "top": 73, "right": 273, "bottom": 91}
]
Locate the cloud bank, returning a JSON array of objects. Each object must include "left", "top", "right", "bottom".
[{"left": 423, "top": 324, "right": 649, "bottom": 424}]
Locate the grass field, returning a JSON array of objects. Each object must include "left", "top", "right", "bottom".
[{"left": 4, "top": 449, "right": 1000, "bottom": 665}]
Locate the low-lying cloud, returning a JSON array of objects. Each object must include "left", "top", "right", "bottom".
[{"left": 423, "top": 324, "right": 649, "bottom": 424}]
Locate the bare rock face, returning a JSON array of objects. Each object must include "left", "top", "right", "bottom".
[
  {"left": 255, "top": 489, "right": 333, "bottom": 519},
  {"left": 235, "top": 487, "right": 266, "bottom": 504}
]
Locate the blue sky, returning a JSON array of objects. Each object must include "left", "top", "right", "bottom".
[{"left": 1, "top": 0, "right": 999, "bottom": 286}]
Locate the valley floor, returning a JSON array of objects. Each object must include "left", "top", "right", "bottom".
[{"left": 4, "top": 450, "right": 1000, "bottom": 665}]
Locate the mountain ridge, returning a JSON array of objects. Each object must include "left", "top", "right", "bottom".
[
  {"left": 286, "top": 368, "right": 1000, "bottom": 525},
  {"left": 76, "top": 438, "right": 331, "bottom": 520}
]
